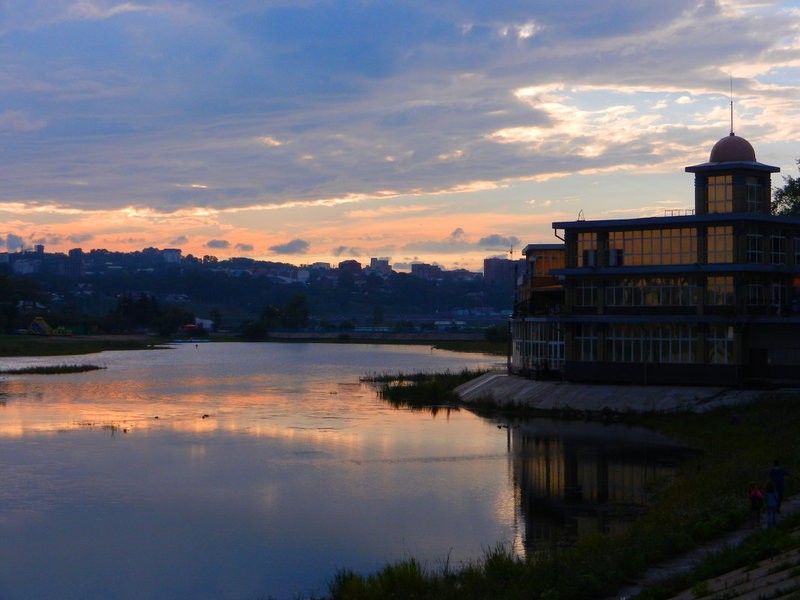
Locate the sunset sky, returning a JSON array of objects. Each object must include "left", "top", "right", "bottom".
[{"left": 1, "top": 1, "right": 799, "bottom": 271}]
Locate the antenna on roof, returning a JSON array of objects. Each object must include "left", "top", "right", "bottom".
[
  {"left": 577, "top": 209, "right": 585, "bottom": 221},
  {"left": 729, "top": 73, "right": 734, "bottom": 135}
]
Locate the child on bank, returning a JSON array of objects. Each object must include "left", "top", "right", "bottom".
[{"left": 748, "top": 482, "right": 764, "bottom": 528}]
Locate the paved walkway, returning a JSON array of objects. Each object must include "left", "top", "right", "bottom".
[
  {"left": 609, "top": 495, "right": 800, "bottom": 599},
  {"left": 455, "top": 373, "right": 766, "bottom": 413}
]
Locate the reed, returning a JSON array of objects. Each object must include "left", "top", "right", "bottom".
[{"left": 0, "top": 364, "right": 104, "bottom": 375}]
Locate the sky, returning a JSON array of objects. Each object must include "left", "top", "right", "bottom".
[{"left": 0, "top": 1, "right": 799, "bottom": 272}]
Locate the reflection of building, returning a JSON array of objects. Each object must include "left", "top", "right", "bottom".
[
  {"left": 511, "top": 132, "right": 800, "bottom": 385},
  {"left": 509, "top": 421, "right": 694, "bottom": 546}
]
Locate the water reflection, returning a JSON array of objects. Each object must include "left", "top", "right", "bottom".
[
  {"left": 507, "top": 419, "right": 696, "bottom": 551},
  {"left": 0, "top": 343, "right": 695, "bottom": 600}
]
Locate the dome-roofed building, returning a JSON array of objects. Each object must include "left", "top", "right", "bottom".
[
  {"left": 510, "top": 130, "right": 800, "bottom": 387},
  {"left": 709, "top": 132, "right": 757, "bottom": 163}
]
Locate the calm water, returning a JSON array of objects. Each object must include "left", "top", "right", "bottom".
[{"left": 0, "top": 343, "right": 689, "bottom": 599}]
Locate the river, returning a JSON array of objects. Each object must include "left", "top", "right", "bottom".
[{"left": 0, "top": 342, "right": 689, "bottom": 599}]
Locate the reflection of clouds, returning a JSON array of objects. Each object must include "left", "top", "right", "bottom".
[{"left": 0, "top": 344, "right": 496, "bottom": 452}]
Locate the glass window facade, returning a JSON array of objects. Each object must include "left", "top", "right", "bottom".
[
  {"left": 707, "top": 324, "right": 734, "bottom": 364},
  {"left": 575, "top": 323, "right": 597, "bottom": 361},
  {"left": 577, "top": 233, "right": 597, "bottom": 267},
  {"left": 707, "top": 226, "right": 733, "bottom": 263},
  {"left": 605, "top": 277, "right": 695, "bottom": 307},
  {"left": 707, "top": 175, "right": 733, "bottom": 213},
  {"left": 746, "top": 176, "right": 762, "bottom": 213},
  {"left": 574, "top": 282, "right": 597, "bottom": 307},
  {"left": 706, "top": 276, "right": 734, "bottom": 305},
  {"left": 771, "top": 233, "right": 786, "bottom": 265},
  {"left": 607, "top": 323, "right": 695, "bottom": 363},
  {"left": 608, "top": 228, "right": 697, "bottom": 266},
  {"left": 746, "top": 233, "right": 763, "bottom": 263},
  {"left": 532, "top": 251, "right": 565, "bottom": 275},
  {"left": 511, "top": 321, "right": 564, "bottom": 372}
]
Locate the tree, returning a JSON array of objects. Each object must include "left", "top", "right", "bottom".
[
  {"left": 281, "top": 293, "right": 309, "bottom": 328},
  {"left": 771, "top": 159, "right": 800, "bottom": 216},
  {"left": 209, "top": 308, "right": 222, "bottom": 332}
]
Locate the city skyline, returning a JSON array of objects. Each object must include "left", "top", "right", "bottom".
[{"left": 1, "top": 1, "right": 799, "bottom": 270}]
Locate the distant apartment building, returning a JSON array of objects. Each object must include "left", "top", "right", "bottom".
[
  {"left": 161, "top": 248, "right": 182, "bottom": 263},
  {"left": 511, "top": 131, "right": 800, "bottom": 386},
  {"left": 368, "top": 257, "right": 392, "bottom": 275},
  {"left": 338, "top": 259, "right": 362, "bottom": 274},
  {"left": 483, "top": 257, "right": 523, "bottom": 285},
  {"left": 410, "top": 262, "right": 442, "bottom": 280}
]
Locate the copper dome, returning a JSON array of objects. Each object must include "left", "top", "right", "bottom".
[{"left": 709, "top": 133, "right": 756, "bottom": 163}]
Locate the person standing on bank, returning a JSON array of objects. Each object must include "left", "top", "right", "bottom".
[
  {"left": 764, "top": 481, "right": 779, "bottom": 527},
  {"left": 769, "top": 459, "right": 789, "bottom": 512}
]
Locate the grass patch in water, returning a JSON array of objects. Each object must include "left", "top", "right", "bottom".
[
  {"left": 364, "top": 368, "right": 488, "bottom": 409},
  {"left": 0, "top": 364, "right": 104, "bottom": 374}
]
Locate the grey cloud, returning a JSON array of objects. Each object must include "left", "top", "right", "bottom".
[
  {"left": 5, "top": 234, "right": 24, "bottom": 251},
  {"left": 235, "top": 243, "right": 254, "bottom": 252},
  {"left": 170, "top": 236, "right": 189, "bottom": 246},
  {"left": 206, "top": 239, "right": 230, "bottom": 249},
  {"left": 0, "top": 1, "right": 793, "bottom": 216},
  {"left": 331, "top": 246, "right": 363, "bottom": 257},
  {"left": 447, "top": 228, "right": 466, "bottom": 242},
  {"left": 269, "top": 239, "right": 309, "bottom": 255},
  {"left": 0, "top": 110, "right": 46, "bottom": 133},
  {"left": 478, "top": 234, "right": 520, "bottom": 249},
  {"left": 68, "top": 233, "right": 94, "bottom": 244}
]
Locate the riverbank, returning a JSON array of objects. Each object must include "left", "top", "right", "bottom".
[
  {"left": 455, "top": 372, "right": 766, "bottom": 413},
  {"left": 332, "top": 375, "right": 800, "bottom": 599},
  {"left": 0, "top": 334, "right": 159, "bottom": 357}
]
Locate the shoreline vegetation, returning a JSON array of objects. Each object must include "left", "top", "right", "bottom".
[
  {"left": 0, "top": 364, "right": 104, "bottom": 375},
  {"left": 0, "top": 333, "right": 508, "bottom": 358},
  {"left": 0, "top": 334, "right": 161, "bottom": 357},
  {"left": 333, "top": 374, "right": 800, "bottom": 600}
]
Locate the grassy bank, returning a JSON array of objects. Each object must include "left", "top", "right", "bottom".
[
  {"left": 326, "top": 381, "right": 800, "bottom": 600},
  {"left": 0, "top": 334, "right": 160, "bottom": 357}
]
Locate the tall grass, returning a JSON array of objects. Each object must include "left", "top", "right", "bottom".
[
  {"left": 326, "top": 392, "right": 800, "bottom": 600},
  {"left": 365, "top": 368, "right": 488, "bottom": 409}
]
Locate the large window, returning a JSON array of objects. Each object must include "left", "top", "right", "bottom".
[
  {"left": 707, "top": 175, "right": 733, "bottom": 213},
  {"left": 607, "top": 323, "right": 695, "bottom": 363},
  {"left": 707, "top": 226, "right": 734, "bottom": 263},
  {"left": 608, "top": 228, "right": 697, "bottom": 266},
  {"left": 511, "top": 321, "right": 564, "bottom": 371},
  {"left": 577, "top": 233, "right": 597, "bottom": 267},
  {"left": 532, "top": 251, "right": 565, "bottom": 275},
  {"left": 746, "top": 233, "right": 763, "bottom": 263},
  {"left": 745, "top": 283, "right": 765, "bottom": 306},
  {"left": 605, "top": 277, "right": 695, "bottom": 307},
  {"left": 574, "top": 282, "right": 597, "bottom": 307},
  {"left": 575, "top": 323, "right": 597, "bottom": 361},
  {"left": 649, "top": 324, "right": 695, "bottom": 363},
  {"left": 707, "top": 324, "right": 734, "bottom": 364},
  {"left": 771, "top": 233, "right": 786, "bottom": 265},
  {"left": 746, "top": 176, "right": 762, "bottom": 213},
  {"left": 706, "top": 276, "right": 734, "bottom": 306}
]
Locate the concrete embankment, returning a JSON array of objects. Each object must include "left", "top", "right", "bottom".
[{"left": 455, "top": 372, "right": 767, "bottom": 413}]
